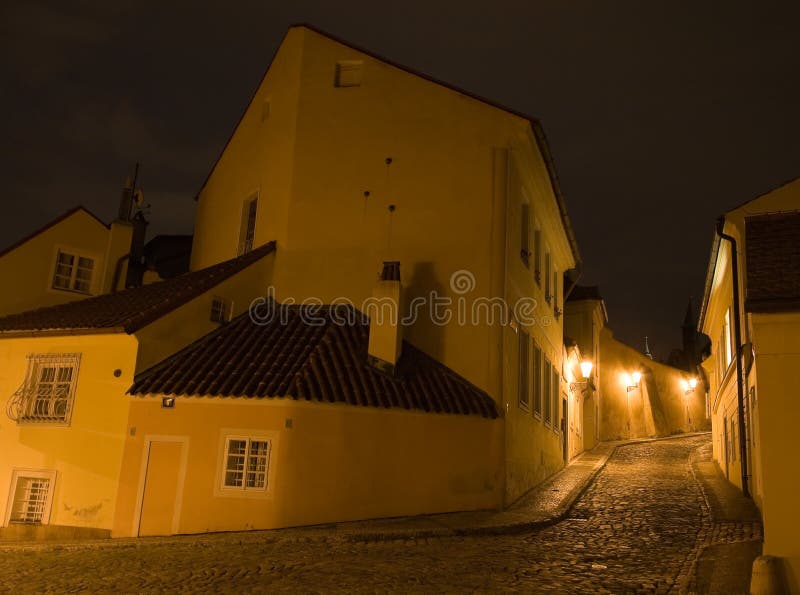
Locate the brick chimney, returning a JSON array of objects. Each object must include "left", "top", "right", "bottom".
[{"left": 367, "top": 261, "right": 403, "bottom": 374}]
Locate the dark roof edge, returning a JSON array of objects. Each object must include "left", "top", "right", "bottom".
[
  {"left": 195, "top": 28, "right": 294, "bottom": 200},
  {"left": 529, "top": 121, "right": 581, "bottom": 267},
  {"left": 0, "top": 326, "right": 127, "bottom": 339},
  {"left": 697, "top": 228, "right": 722, "bottom": 333},
  {"left": 0, "top": 206, "right": 109, "bottom": 259},
  {"left": 726, "top": 175, "right": 800, "bottom": 214},
  {"left": 123, "top": 240, "right": 276, "bottom": 333},
  {"left": 745, "top": 297, "right": 800, "bottom": 314}
]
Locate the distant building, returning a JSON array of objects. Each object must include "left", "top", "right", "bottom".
[
  {"left": 698, "top": 177, "right": 800, "bottom": 591},
  {"left": 0, "top": 181, "right": 191, "bottom": 318}
]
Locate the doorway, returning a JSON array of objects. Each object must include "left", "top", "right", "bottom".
[{"left": 138, "top": 439, "right": 186, "bottom": 537}]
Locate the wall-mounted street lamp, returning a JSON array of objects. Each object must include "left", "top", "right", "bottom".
[
  {"left": 679, "top": 377, "right": 698, "bottom": 395},
  {"left": 625, "top": 371, "right": 642, "bottom": 392},
  {"left": 679, "top": 377, "right": 698, "bottom": 431},
  {"left": 569, "top": 361, "right": 594, "bottom": 392}
]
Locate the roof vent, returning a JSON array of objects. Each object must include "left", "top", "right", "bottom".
[{"left": 367, "top": 261, "right": 402, "bottom": 374}]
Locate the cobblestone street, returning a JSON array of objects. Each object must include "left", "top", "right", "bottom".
[{"left": 1, "top": 434, "right": 761, "bottom": 593}]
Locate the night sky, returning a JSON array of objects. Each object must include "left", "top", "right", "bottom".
[{"left": 2, "top": 1, "right": 798, "bottom": 358}]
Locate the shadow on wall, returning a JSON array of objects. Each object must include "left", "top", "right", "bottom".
[
  {"left": 404, "top": 261, "right": 444, "bottom": 361},
  {"left": 599, "top": 327, "right": 710, "bottom": 440}
]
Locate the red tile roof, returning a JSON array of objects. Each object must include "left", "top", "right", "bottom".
[
  {"left": 129, "top": 302, "right": 498, "bottom": 419},
  {"left": 0, "top": 242, "right": 276, "bottom": 335},
  {"left": 746, "top": 211, "right": 800, "bottom": 312}
]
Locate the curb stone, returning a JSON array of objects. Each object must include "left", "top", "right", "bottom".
[{"left": 0, "top": 432, "right": 712, "bottom": 552}]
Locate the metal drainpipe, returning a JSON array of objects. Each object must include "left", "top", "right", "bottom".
[{"left": 716, "top": 216, "right": 750, "bottom": 498}]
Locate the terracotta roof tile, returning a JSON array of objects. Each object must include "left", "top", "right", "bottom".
[
  {"left": 0, "top": 242, "right": 275, "bottom": 335},
  {"left": 129, "top": 302, "right": 498, "bottom": 419},
  {"left": 745, "top": 211, "right": 800, "bottom": 312}
]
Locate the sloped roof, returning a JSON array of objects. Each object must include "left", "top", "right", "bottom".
[
  {"left": 129, "top": 302, "right": 498, "bottom": 419},
  {"left": 745, "top": 210, "right": 800, "bottom": 312},
  {"left": 195, "top": 24, "right": 580, "bottom": 266},
  {"left": 0, "top": 242, "right": 275, "bottom": 336},
  {"left": 0, "top": 206, "right": 108, "bottom": 260}
]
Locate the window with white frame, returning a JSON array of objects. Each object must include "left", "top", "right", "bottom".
[
  {"left": 520, "top": 202, "right": 531, "bottom": 267},
  {"left": 532, "top": 340, "right": 543, "bottom": 417},
  {"left": 52, "top": 250, "right": 94, "bottom": 293},
  {"left": 543, "top": 357, "right": 552, "bottom": 424},
  {"left": 544, "top": 251, "right": 552, "bottom": 304},
  {"left": 518, "top": 328, "right": 530, "bottom": 410},
  {"left": 210, "top": 296, "right": 233, "bottom": 324},
  {"left": 222, "top": 437, "right": 271, "bottom": 491},
  {"left": 7, "top": 469, "right": 56, "bottom": 524},
  {"left": 238, "top": 196, "right": 258, "bottom": 256},
  {"left": 533, "top": 225, "right": 542, "bottom": 285},
  {"left": 13, "top": 354, "right": 81, "bottom": 424},
  {"left": 551, "top": 365, "right": 560, "bottom": 430}
]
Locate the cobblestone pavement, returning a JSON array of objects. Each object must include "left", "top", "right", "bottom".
[{"left": 2, "top": 434, "right": 755, "bottom": 594}]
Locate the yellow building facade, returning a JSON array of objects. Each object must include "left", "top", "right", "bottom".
[
  {"left": 0, "top": 245, "right": 275, "bottom": 539},
  {"left": 699, "top": 178, "right": 800, "bottom": 591},
  {"left": 191, "top": 25, "right": 580, "bottom": 506},
  {"left": 0, "top": 207, "right": 133, "bottom": 317}
]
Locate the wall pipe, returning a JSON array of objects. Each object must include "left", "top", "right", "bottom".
[{"left": 715, "top": 216, "right": 750, "bottom": 498}]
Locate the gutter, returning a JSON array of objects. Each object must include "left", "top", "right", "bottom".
[{"left": 715, "top": 216, "right": 750, "bottom": 499}]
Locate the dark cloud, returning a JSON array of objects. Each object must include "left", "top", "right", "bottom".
[{"left": 1, "top": 0, "right": 799, "bottom": 356}]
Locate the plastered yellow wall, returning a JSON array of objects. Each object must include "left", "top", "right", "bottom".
[
  {"left": 599, "top": 328, "right": 707, "bottom": 441},
  {"left": 0, "top": 333, "right": 137, "bottom": 532},
  {"left": 564, "top": 298, "right": 605, "bottom": 450},
  {"left": 133, "top": 252, "right": 275, "bottom": 373},
  {"left": 190, "top": 26, "right": 577, "bottom": 505},
  {"left": 113, "top": 398, "right": 502, "bottom": 536},
  {"left": 750, "top": 312, "right": 800, "bottom": 593},
  {"left": 0, "top": 209, "right": 131, "bottom": 317}
]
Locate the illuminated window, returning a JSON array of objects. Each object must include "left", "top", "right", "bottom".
[
  {"left": 52, "top": 250, "right": 94, "bottom": 294},
  {"left": 210, "top": 296, "right": 233, "bottom": 324},
  {"left": 238, "top": 196, "right": 258, "bottom": 256},
  {"left": 13, "top": 354, "right": 81, "bottom": 425},
  {"left": 520, "top": 202, "right": 530, "bottom": 267},
  {"left": 7, "top": 469, "right": 55, "bottom": 524},
  {"left": 222, "top": 437, "right": 270, "bottom": 491},
  {"left": 532, "top": 341, "right": 543, "bottom": 417},
  {"left": 723, "top": 309, "right": 733, "bottom": 368},
  {"left": 334, "top": 60, "right": 363, "bottom": 87},
  {"left": 518, "top": 328, "right": 530, "bottom": 410}
]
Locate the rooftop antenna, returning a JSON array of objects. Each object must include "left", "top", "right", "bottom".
[{"left": 644, "top": 336, "right": 653, "bottom": 360}]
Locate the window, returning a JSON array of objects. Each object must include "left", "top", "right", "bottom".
[
  {"left": 222, "top": 437, "right": 271, "bottom": 491},
  {"left": 520, "top": 202, "right": 530, "bottom": 267},
  {"left": 532, "top": 341, "right": 543, "bottom": 417},
  {"left": 334, "top": 60, "right": 363, "bottom": 87},
  {"left": 52, "top": 250, "right": 94, "bottom": 293},
  {"left": 723, "top": 309, "right": 733, "bottom": 369},
  {"left": 552, "top": 365, "right": 560, "bottom": 430},
  {"left": 533, "top": 226, "right": 542, "bottom": 285},
  {"left": 210, "top": 296, "right": 233, "bottom": 324},
  {"left": 518, "top": 328, "right": 530, "bottom": 410},
  {"left": 8, "top": 470, "right": 55, "bottom": 524},
  {"left": 543, "top": 357, "right": 552, "bottom": 424},
  {"left": 14, "top": 354, "right": 80, "bottom": 424},
  {"left": 729, "top": 416, "right": 737, "bottom": 462},
  {"left": 238, "top": 196, "right": 258, "bottom": 256},
  {"left": 545, "top": 251, "right": 552, "bottom": 303},
  {"left": 553, "top": 266, "right": 559, "bottom": 313}
]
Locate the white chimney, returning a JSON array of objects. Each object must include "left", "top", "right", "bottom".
[{"left": 367, "top": 261, "right": 403, "bottom": 374}]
